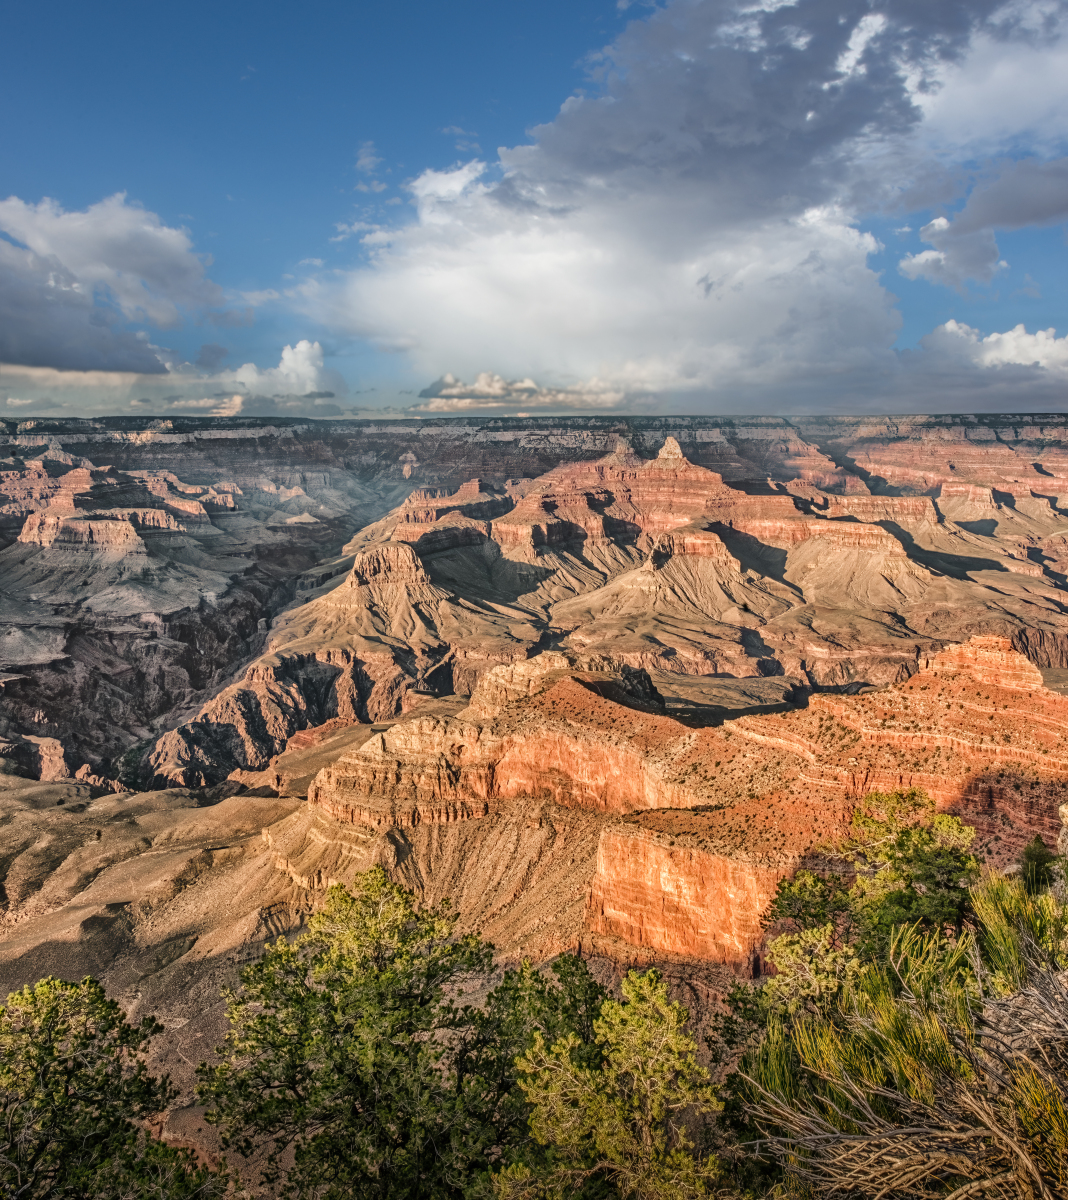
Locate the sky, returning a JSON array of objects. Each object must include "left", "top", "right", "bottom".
[{"left": 2, "top": 0, "right": 1068, "bottom": 419}]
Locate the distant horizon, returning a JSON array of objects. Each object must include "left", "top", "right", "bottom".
[{"left": 8, "top": 410, "right": 1068, "bottom": 431}]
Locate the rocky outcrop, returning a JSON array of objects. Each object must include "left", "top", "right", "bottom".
[
  {"left": 305, "top": 672, "right": 685, "bottom": 827},
  {"left": 919, "top": 634, "right": 1047, "bottom": 690},
  {"left": 18, "top": 512, "right": 150, "bottom": 552},
  {"left": 270, "top": 639, "right": 1068, "bottom": 969},
  {"left": 142, "top": 542, "right": 545, "bottom": 786},
  {"left": 586, "top": 799, "right": 853, "bottom": 968},
  {"left": 10, "top": 414, "right": 1068, "bottom": 793},
  {"left": 140, "top": 428, "right": 1068, "bottom": 783},
  {"left": 0, "top": 442, "right": 410, "bottom": 784}
]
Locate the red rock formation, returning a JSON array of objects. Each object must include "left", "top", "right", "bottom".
[
  {"left": 919, "top": 634, "right": 1046, "bottom": 690},
  {"left": 121, "top": 422, "right": 1068, "bottom": 785},
  {"left": 586, "top": 799, "right": 854, "bottom": 966},
  {"left": 284, "top": 638, "right": 1067, "bottom": 969}
]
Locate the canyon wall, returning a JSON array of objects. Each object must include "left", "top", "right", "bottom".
[
  {"left": 259, "top": 637, "right": 1067, "bottom": 970},
  {"left": 5, "top": 415, "right": 1068, "bottom": 973},
  {"left": 9, "top": 414, "right": 1068, "bottom": 789}
]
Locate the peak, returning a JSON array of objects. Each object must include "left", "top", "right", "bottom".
[
  {"left": 347, "top": 541, "right": 430, "bottom": 588},
  {"left": 657, "top": 437, "right": 685, "bottom": 461}
]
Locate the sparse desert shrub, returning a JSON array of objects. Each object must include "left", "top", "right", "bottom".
[{"left": 744, "top": 884, "right": 1068, "bottom": 1200}]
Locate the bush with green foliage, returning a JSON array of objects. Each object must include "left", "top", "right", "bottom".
[
  {"left": 0, "top": 976, "right": 222, "bottom": 1200},
  {"left": 497, "top": 970, "right": 721, "bottom": 1200},
  {"left": 712, "top": 790, "right": 982, "bottom": 1070},
  {"left": 743, "top": 874, "right": 1068, "bottom": 1200},
  {"left": 197, "top": 866, "right": 610, "bottom": 1200},
  {"left": 834, "top": 788, "right": 980, "bottom": 948},
  {"left": 710, "top": 788, "right": 1012, "bottom": 1195},
  {"left": 1018, "top": 833, "right": 1059, "bottom": 895}
]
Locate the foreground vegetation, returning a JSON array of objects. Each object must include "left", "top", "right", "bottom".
[{"left": 0, "top": 789, "right": 1065, "bottom": 1199}]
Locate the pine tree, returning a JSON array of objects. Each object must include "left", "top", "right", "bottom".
[
  {"left": 1019, "top": 833, "right": 1058, "bottom": 894},
  {"left": 498, "top": 970, "right": 721, "bottom": 1200},
  {"left": 0, "top": 976, "right": 222, "bottom": 1199}
]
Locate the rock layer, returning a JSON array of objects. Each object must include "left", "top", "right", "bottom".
[
  {"left": 9, "top": 415, "right": 1068, "bottom": 788},
  {"left": 138, "top": 428, "right": 1068, "bottom": 785},
  {"left": 267, "top": 639, "right": 1066, "bottom": 969}
]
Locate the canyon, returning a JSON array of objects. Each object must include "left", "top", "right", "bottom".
[{"left": 3, "top": 412, "right": 1068, "bottom": 1147}]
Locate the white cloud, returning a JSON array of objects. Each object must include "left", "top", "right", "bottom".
[
  {"left": 356, "top": 141, "right": 383, "bottom": 173},
  {"left": 923, "top": 319, "right": 1068, "bottom": 371},
  {"left": 0, "top": 193, "right": 229, "bottom": 372},
  {"left": 828, "top": 13, "right": 888, "bottom": 84},
  {"left": 305, "top": 0, "right": 1068, "bottom": 402},
  {"left": 0, "top": 340, "right": 350, "bottom": 418},
  {"left": 898, "top": 216, "right": 1007, "bottom": 289},
  {"left": 318, "top": 189, "right": 895, "bottom": 391},
  {"left": 330, "top": 220, "right": 380, "bottom": 243},
  {"left": 228, "top": 339, "right": 328, "bottom": 394},
  {"left": 914, "top": 20, "right": 1068, "bottom": 158},
  {"left": 414, "top": 372, "right": 625, "bottom": 412},
  {"left": 0, "top": 193, "right": 220, "bottom": 327}
]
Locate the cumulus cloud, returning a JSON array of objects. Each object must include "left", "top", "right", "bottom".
[
  {"left": 898, "top": 216, "right": 1006, "bottom": 289},
  {"left": 922, "top": 319, "right": 1068, "bottom": 371},
  {"left": 223, "top": 339, "right": 330, "bottom": 395},
  {"left": 302, "top": 0, "right": 1068, "bottom": 405},
  {"left": 414, "top": 372, "right": 625, "bottom": 413},
  {"left": 898, "top": 156, "right": 1068, "bottom": 290},
  {"left": 913, "top": 10, "right": 1068, "bottom": 157},
  {"left": 0, "top": 340, "right": 350, "bottom": 418},
  {"left": 0, "top": 193, "right": 226, "bottom": 372}
]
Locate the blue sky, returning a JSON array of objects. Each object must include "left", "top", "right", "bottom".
[
  {"left": 2, "top": 0, "right": 630, "bottom": 375},
  {"left": 3, "top": 0, "right": 1068, "bottom": 417}
]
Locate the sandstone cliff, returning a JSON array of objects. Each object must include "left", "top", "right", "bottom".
[
  {"left": 258, "top": 638, "right": 1066, "bottom": 972},
  {"left": 11, "top": 416, "right": 1068, "bottom": 789}
]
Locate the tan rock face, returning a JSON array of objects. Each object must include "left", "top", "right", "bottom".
[
  {"left": 585, "top": 812, "right": 849, "bottom": 967},
  {"left": 6, "top": 416, "right": 1068, "bottom": 967},
  {"left": 6, "top": 414, "right": 1066, "bottom": 788}
]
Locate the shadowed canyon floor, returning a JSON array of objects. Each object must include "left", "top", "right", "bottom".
[{"left": 3, "top": 414, "right": 1068, "bottom": 1169}]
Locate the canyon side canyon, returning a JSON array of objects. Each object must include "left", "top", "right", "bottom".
[{"left": 2, "top": 412, "right": 1068, "bottom": 1145}]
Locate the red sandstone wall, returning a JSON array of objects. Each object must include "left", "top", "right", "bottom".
[{"left": 586, "top": 826, "right": 786, "bottom": 967}]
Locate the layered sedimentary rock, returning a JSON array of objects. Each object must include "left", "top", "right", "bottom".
[
  {"left": 9, "top": 414, "right": 1068, "bottom": 789},
  {"left": 0, "top": 435, "right": 412, "bottom": 783},
  {"left": 134, "top": 427, "right": 1068, "bottom": 786},
  {"left": 258, "top": 638, "right": 1066, "bottom": 970},
  {"left": 586, "top": 801, "right": 853, "bottom": 968}
]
